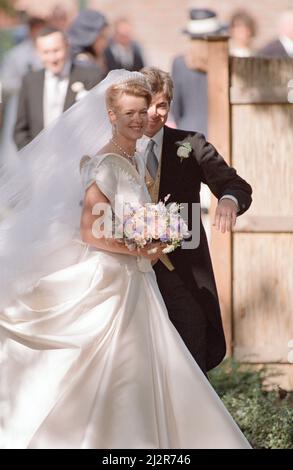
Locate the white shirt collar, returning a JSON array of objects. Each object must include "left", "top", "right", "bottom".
[
  {"left": 138, "top": 127, "right": 164, "bottom": 163},
  {"left": 151, "top": 126, "right": 164, "bottom": 148},
  {"left": 45, "top": 60, "right": 71, "bottom": 80},
  {"left": 279, "top": 36, "right": 293, "bottom": 57},
  {"left": 43, "top": 61, "right": 71, "bottom": 128}
]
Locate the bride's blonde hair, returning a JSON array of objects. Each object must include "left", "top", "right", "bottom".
[{"left": 106, "top": 79, "right": 152, "bottom": 111}]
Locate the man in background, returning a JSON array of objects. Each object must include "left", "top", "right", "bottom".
[
  {"left": 171, "top": 8, "right": 226, "bottom": 239},
  {"left": 14, "top": 27, "right": 101, "bottom": 150},
  {"left": 104, "top": 17, "right": 145, "bottom": 72},
  {"left": 0, "top": 16, "right": 46, "bottom": 99},
  {"left": 0, "top": 17, "right": 46, "bottom": 157},
  {"left": 171, "top": 8, "right": 226, "bottom": 135},
  {"left": 258, "top": 9, "right": 293, "bottom": 57}
]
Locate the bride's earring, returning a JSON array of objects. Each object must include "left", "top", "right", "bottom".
[{"left": 112, "top": 123, "right": 117, "bottom": 136}]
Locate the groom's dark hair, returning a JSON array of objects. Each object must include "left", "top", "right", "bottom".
[{"left": 140, "top": 67, "right": 173, "bottom": 103}]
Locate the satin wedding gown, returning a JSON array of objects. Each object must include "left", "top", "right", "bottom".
[{"left": 0, "top": 153, "right": 251, "bottom": 449}]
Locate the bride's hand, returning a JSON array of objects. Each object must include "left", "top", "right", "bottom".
[{"left": 138, "top": 243, "right": 167, "bottom": 261}]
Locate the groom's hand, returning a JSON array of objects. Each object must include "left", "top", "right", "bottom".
[{"left": 213, "top": 199, "right": 238, "bottom": 233}]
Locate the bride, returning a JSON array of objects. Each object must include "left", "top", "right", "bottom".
[{"left": 0, "top": 70, "right": 251, "bottom": 449}]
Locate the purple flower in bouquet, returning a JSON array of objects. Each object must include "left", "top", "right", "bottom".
[{"left": 120, "top": 195, "right": 189, "bottom": 254}]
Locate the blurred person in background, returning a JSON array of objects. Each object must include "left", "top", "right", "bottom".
[
  {"left": 13, "top": 27, "right": 101, "bottom": 150},
  {"left": 49, "top": 5, "right": 73, "bottom": 32},
  {"left": 171, "top": 8, "right": 226, "bottom": 240},
  {"left": 0, "top": 16, "right": 46, "bottom": 98},
  {"left": 258, "top": 9, "right": 293, "bottom": 57},
  {"left": 0, "top": 16, "right": 46, "bottom": 157},
  {"left": 104, "top": 17, "right": 145, "bottom": 72},
  {"left": 229, "top": 10, "right": 257, "bottom": 57},
  {"left": 171, "top": 8, "right": 226, "bottom": 136},
  {"left": 67, "top": 9, "right": 109, "bottom": 75}
]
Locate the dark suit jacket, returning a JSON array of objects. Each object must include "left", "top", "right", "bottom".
[
  {"left": 258, "top": 39, "right": 289, "bottom": 58},
  {"left": 171, "top": 55, "right": 208, "bottom": 135},
  {"left": 104, "top": 41, "right": 144, "bottom": 72},
  {"left": 14, "top": 63, "right": 101, "bottom": 150},
  {"left": 158, "top": 126, "right": 252, "bottom": 370}
]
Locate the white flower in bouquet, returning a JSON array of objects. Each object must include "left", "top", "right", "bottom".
[{"left": 121, "top": 197, "right": 189, "bottom": 254}]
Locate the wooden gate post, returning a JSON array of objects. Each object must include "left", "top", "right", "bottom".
[{"left": 206, "top": 37, "right": 232, "bottom": 356}]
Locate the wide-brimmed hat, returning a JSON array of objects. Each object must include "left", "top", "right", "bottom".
[
  {"left": 182, "top": 8, "right": 227, "bottom": 38},
  {"left": 67, "top": 9, "right": 108, "bottom": 54}
]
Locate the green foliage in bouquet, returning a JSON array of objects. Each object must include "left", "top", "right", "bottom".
[{"left": 209, "top": 359, "right": 293, "bottom": 449}]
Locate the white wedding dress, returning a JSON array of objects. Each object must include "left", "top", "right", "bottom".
[{"left": 0, "top": 153, "right": 251, "bottom": 449}]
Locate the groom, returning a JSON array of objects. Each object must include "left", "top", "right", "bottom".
[{"left": 140, "top": 67, "right": 252, "bottom": 374}]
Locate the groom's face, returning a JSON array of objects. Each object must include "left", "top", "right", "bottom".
[{"left": 144, "top": 92, "right": 170, "bottom": 137}]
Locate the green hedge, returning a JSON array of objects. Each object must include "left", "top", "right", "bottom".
[{"left": 208, "top": 359, "right": 293, "bottom": 449}]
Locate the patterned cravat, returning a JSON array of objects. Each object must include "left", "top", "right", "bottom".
[{"left": 146, "top": 139, "right": 158, "bottom": 180}]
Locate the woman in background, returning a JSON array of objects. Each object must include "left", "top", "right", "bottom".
[
  {"left": 67, "top": 9, "right": 109, "bottom": 76},
  {"left": 229, "top": 10, "right": 257, "bottom": 57}
]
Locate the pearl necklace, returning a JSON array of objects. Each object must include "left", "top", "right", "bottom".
[{"left": 111, "top": 138, "right": 137, "bottom": 166}]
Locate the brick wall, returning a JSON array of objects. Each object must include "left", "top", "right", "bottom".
[
  {"left": 0, "top": 12, "right": 18, "bottom": 28},
  {"left": 13, "top": 0, "right": 78, "bottom": 18},
  {"left": 88, "top": 0, "right": 293, "bottom": 70},
  {"left": 3, "top": 0, "right": 293, "bottom": 70}
]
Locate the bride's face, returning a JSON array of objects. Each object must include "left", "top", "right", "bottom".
[{"left": 109, "top": 94, "right": 149, "bottom": 141}]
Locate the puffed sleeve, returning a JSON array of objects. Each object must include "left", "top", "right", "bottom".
[
  {"left": 80, "top": 155, "right": 118, "bottom": 205},
  {"left": 93, "top": 160, "right": 118, "bottom": 204}
]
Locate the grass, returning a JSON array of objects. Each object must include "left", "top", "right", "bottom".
[{"left": 208, "top": 359, "right": 293, "bottom": 449}]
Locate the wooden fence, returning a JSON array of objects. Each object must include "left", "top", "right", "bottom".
[{"left": 202, "top": 37, "right": 293, "bottom": 390}]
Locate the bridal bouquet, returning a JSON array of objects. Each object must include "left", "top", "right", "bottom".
[{"left": 118, "top": 195, "right": 189, "bottom": 254}]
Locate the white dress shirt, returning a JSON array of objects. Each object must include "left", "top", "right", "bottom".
[
  {"left": 279, "top": 36, "right": 293, "bottom": 57},
  {"left": 138, "top": 127, "right": 239, "bottom": 210},
  {"left": 110, "top": 43, "right": 135, "bottom": 69},
  {"left": 43, "top": 61, "right": 71, "bottom": 128},
  {"left": 138, "top": 127, "right": 164, "bottom": 165}
]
